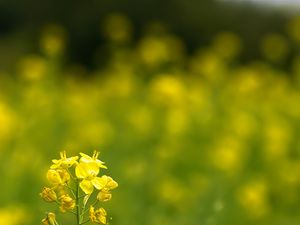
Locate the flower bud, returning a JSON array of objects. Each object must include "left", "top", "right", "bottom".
[
  {"left": 42, "top": 212, "right": 58, "bottom": 225},
  {"left": 89, "top": 206, "right": 107, "bottom": 224},
  {"left": 59, "top": 194, "right": 75, "bottom": 213},
  {"left": 106, "top": 176, "right": 118, "bottom": 190},
  {"left": 40, "top": 187, "right": 57, "bottom": 202},
  {"left": 57, "top": 169, "right": 70, "bottom": 183},
  {"left": 47, "top": 169, "right": 62, "bottom": 185},
  {"left": 46, "top": 169, "right": 70, "bottom": 186},
  {"left": 97, "top": 189, "right": 112, "bottom": 202},
  {"left": 101, "top": 175, "right": 118, "bottom": 190}
]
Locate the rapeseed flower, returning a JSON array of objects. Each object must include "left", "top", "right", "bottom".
[
  {"left": 40, "top": 187, "right": 57, "bottom": 202},
  {"left": 46, "top": 169, "right": 70, "bottom": 186},
  {"left": 97, "top": 189, "right": 112, "bottom": 202},
  {"left": 79, "top": 151, "right": 107, "bottom": 169},
  {"left": 59, "top": 194, "right": 75, "bottom": 213},
  {"left": 89, "top": 206, "right": 107, "bottom": 224},
  {"left": 75, "top": 162, "right": 105, "bottom": 194},
  {"left": 96, "top": 175, "right": 118, "bottom": 201},
  {"left": 42, "top": 212, "right": 58, "bottom": 225},
  {"left": 51, "top": 151, "right": 78, "bottom": 169},
  {"left": 41, "top": 151, "right": 118, "bottom": 224}
]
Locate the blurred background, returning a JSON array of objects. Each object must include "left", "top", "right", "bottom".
[{"left": 1, "top": 0, "right": 300, "bottom": 224}]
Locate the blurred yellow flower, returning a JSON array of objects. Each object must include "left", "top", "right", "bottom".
[
  {"left": 0, "top": 207, "right": 28, "bottom": 225},
  {"left": 165, "top": 108, "right": 189, "bottom": 136},
  {"left": 103, "top": 13, "right": 132, "bottom": 43},
  {"left": 40, "top": 24, "right": 66, "bottom": 56},
  {"left": 138, "top": 34, "right": 184, "bottom": 68},
  {"left": 210, "top": 136, "right": 245, "bottom": 175},
  {"left": 212, "top": 32, "right": 242, "bottom": 59},
  {"left": 18, "top": 55, "right": 46, "bottom": 80},
  {"left": 128, "top": 105, "right": 153, "bottom": 135},
  {"left": 0, "top": 101, "right": 16, "bottom": 142},
  {"left": 190, "top": 50, "right": 225, "bottom": 81},
  {"left": 236, "top": 180, "right": 269, "bottom": 218},
  {"left": 261, "top": 33, "right": 289, "bottom": 62},
  {"left": 89, "top": 206, "right": 107, "bottom": 224},
  {"left": 263, "top": 118, "right": 292, "bottom": 160},
  {"left": 149, "top": 75, "right": 186, "bottom": 106}
]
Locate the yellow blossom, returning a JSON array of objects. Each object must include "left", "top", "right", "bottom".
[
  {"left": 97, "top": 189, "right": 112, "bottom": 202},
  {"left": 79, "top": 151, "right": 107, "bottom": 169},
  {"left": 96, "top": 175, "right": 118, "bottom": 202},
  {"left": 47, "top": 169, "right": 70, "bottom": 186},
  {"left": 75, "top": 162, "right": 105, "bottom": 194},
  {"left": 51, "top": 151, "right": 78, "bottom": 169},
  {"left": 41, "top": 151, "right": 117, "bottom": 224},
  {"left": 47, "top": 169, "right": 63, "bottom": 185},
  {"left": 42, "top": 212, "right": 58, "bottom": 225},
  {"left": 89, "top": 206, "right": 107, "bottom": 224},
  {"left": 99, "top": 175, "right": 118, "bottom": 190},
  {"left": 40, "top": 187, "right": 57, "bottom": 202},
  {"left": 59, "top": 194, "right": 75, "bottom": 213}
]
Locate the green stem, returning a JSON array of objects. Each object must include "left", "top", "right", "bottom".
[
  {"left": 82, "top": 199, "right": 98, "bottom": 215},
  {"left": 66, "top": 185, "right": 76, "bottom": 198},
  {"left": 76, "top": 181, "right": 81, "bottom": 225},
  {"left": 80, "top": 219, "right": 90, "bottom": 225}
]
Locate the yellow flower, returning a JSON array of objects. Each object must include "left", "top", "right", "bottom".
[
  {"left": 47, "top": 169, "right": 63, "bottom": 185},
  {"left": 75, "top": 162, "right": 106, "bottom": 194},
  {"left": 79, "top": 151, "right": 107, "bottom": 169},
  {"left": 100, "top": 175, "right": 118, "bottom": 190},
  {"left": 40, "top": 187, "right": 57, "bottom": 202},
  {"left": 59, "top": 194, "right": 76, "bottom": 213},
  {"left": 47, "top": 169, "right": 70, "bottom": 186},
  {"left": 42, "top": 212, "right": 58, "bottom": 225},
  {"left": 97, "top": 189, "right": 112, "bottom": 202},
  {"left": 51, "top": 151, "right": 78, "bottom": 169},
  {"left": 89, "top": 206, "right": 107, "bottom": 224},
  {"left": 96, "top": 175, "right": 118, "bottom": 202}
]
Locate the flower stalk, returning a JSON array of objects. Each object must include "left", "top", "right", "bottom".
[{"left": 76, "top": 181, "right": 80, "bottom": 225}]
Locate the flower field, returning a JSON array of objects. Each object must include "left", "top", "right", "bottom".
[{"left": 0, "top": 13, "right": 300, "bottom": 225}]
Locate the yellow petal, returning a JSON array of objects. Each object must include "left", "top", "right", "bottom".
[
  {"left": 98, "top": 162, "right": 107, "bottom": 169},
  {"left": 92, "top": 176, "right": 106, "bottom": 190},
  {"left": 75, "top": 162, "right": 99, "bottom": 178},
  {"left": 80, "top": 180, "right": 94, "bottom": 194},
  {"left": 79, "top": 153, "right": 93, "bottom": 163},
  {"left": 75, "top": 163, "right": 88, "bottom": 179},
  {"left": 106, "top": 176, "right": 118, "bottom": 189},
  {"left": 86, "top": 162, "right": 100, "bottom": 176}
]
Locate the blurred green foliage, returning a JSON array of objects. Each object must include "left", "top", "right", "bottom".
[
  {"left": 0, "top": 0, "right": 288, "bottom": 69},
  {"left": 0, "top": 7, "right": 300, "bottom": 225}
]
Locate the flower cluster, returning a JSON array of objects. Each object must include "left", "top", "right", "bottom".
[{"left": 40, "top": 151, "right": 118, "bottom": 225}]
